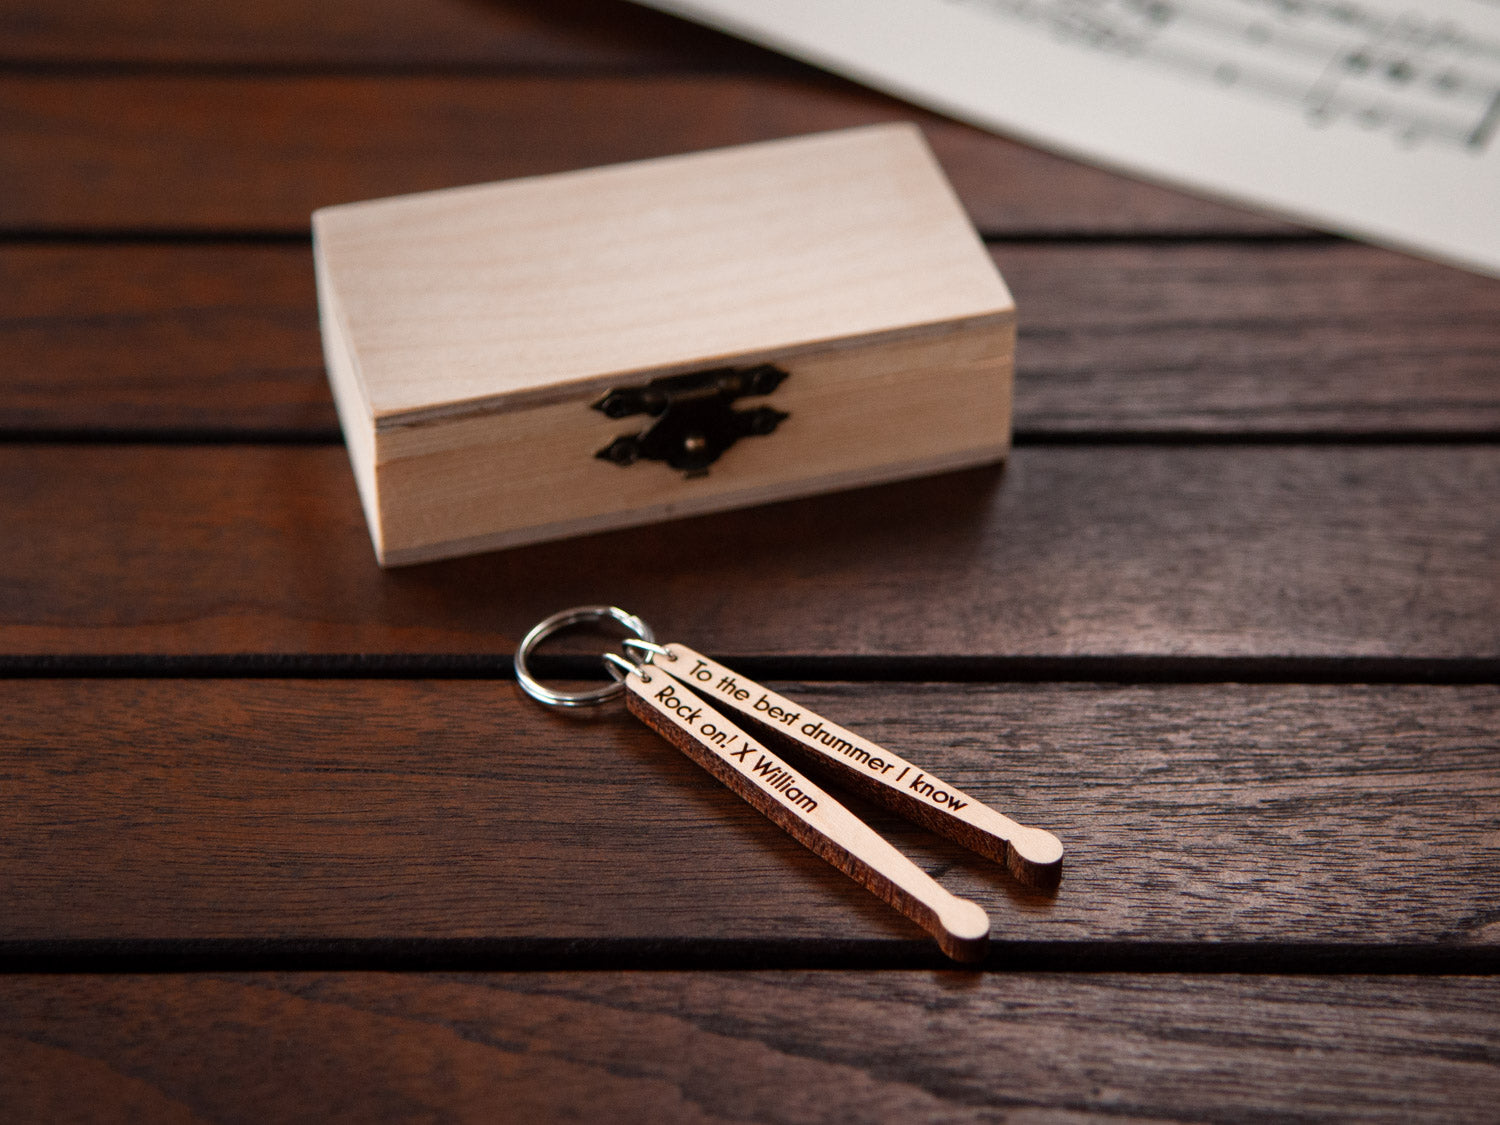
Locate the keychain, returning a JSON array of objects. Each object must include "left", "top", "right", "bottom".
[{"left": 514, "top": 605, "right": 1063, "bottom": 962}]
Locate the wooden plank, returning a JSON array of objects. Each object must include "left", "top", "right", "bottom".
[
  {"left": 0, "top": 445, "right": 1494, "bottom": 657},
  {"left": 1002, "top": 240, "right": 1500, "bottom": 435},
  {"left": 0, "top": 244, "right": 328, "bottom": 434},
  {"left": 6, "top": 241, "right": 1499, "bottom": 436},
  {"left": 2, "top": 973, "right": 1497, "bottom": 1122},
  {"left": 0, "top": 0, "right": 794, "bottom": 70},
  {"left": 0, "top": 74, "right": 1290, "bottom": 236},
  {"left": 2, "top": 680, "right": 1494, "bottom": 946}
]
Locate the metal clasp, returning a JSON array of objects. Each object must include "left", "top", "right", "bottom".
[{"left": 592, "top": 363, "right": 789, "bottom": 476}]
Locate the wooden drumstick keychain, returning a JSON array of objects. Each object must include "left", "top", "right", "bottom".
[{"left": 515, "top": 606, "right": 1063, "bottom": 963}]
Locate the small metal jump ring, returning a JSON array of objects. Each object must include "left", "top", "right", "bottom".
[
  {"left": 514, "top": 605, "right": 656, "bottom": 709},
  {"left": 622, "top": 638, "right": 674, "bottom": 662}
]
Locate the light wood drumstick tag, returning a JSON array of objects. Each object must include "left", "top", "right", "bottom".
[
  {"left": 623, "top": 662, "right": 991, "bottom": 962},
  {"left": 648, "top": 644, "right": 1063, "bottom": 888}
]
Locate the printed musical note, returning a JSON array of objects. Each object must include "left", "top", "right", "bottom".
[
  {"left": 945, "top": 0, "right": 1500, "bottom": 150},
  {"left": 638, "top": 0, "right": 1500, "bottom": 276}
]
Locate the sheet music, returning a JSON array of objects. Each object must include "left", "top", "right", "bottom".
[{"left": 636, "top": 0, "right": 1500, "bottom": 277}]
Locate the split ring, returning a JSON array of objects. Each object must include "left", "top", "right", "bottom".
[{"left": 514, "top": 605, "right": 656, "bottom": 708}]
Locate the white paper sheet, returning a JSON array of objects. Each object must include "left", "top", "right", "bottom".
[{"left": 637, "top": 0, "right": 1500, "bottom": 277}]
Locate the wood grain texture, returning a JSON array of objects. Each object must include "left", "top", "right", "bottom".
[
  {"left": 0, "top": 244, "right": 328, "bottom": 434},
  {"left": 8, "top": 241, "right": 1498, "bottom": 437},
  {"left": 0, "top": 444, "right": 1494, "bottom": 657},
  {"left": 1000, "top": 241, "right": 1500, "bottom": 435},
  {"left": 316, "top": 123, "right": 1009, "bottom": 414},
  {"left": 2, "top": 973, "right": 1498, "bottom": 1123},
  {"left": 0, "top": 74, "right": 1287, "bottom": 236},
  {"left": 0, "top": 0, "right": 795, "bottom": 70},
  {"left": 2, "top": 680, "right": 1494, "bottom": 946},
  {"left": 359, "top": 325, "right": 1012, "bottom": 565}
]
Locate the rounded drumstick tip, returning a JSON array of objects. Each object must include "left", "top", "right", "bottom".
[
  {"left": 936, "top": 897, "right": 991, "bottom": 963},
  {"left": 1006, "top": 827, "right": 1064, "bottom": 890}
]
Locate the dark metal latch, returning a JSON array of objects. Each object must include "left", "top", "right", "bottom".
[{"left": 593, "top": 363, "right": 789, "bottom": 476}]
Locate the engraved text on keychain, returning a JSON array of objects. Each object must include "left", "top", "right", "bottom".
[{"left": 515, "top": 606, "right": 1063, "bottom": 963}]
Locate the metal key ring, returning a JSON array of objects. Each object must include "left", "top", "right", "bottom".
[{"left": 514, "top": 605, "right": 656, "bottom": 709}]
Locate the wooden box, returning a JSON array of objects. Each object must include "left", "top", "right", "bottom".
[{"left": 313, "top": 123, "right": 1014, "bottom": 566}]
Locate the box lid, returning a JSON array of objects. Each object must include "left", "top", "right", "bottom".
[{"left": 312, "top": 123, "right": 1011, "bottom": 427}]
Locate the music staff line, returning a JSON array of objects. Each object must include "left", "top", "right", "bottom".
[{"left": 946, "top": 0, "right": 1500, "bottom": 151}]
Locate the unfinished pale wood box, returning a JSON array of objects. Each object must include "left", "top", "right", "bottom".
[{"left": 313, "top": 123, "right": 1014, "bottom": 566}]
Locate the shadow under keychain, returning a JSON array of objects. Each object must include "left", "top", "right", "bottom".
[{"left": 515, "top": 605, "right": 1063, "bottom": 963}]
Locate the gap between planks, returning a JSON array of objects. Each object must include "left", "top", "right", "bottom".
[
  {"left": 3, "top": 938, "right": 1499, "bottom": 976},
  {"left": 0, "top": 57, "right": 817, "bottom": 80},
  {"left": 3, "top": 431, "right": 1499, "bottom": 447},
  {"left": 0, "top": 655, "right": 1497, "bottom": 684},
  {"left": 0, "top": 230, "right": 1333, "bottom": 244}
]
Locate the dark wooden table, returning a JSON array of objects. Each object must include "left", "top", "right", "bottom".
[{"left": 3, "top": 2, "right": 1498, "bottom": 1120}]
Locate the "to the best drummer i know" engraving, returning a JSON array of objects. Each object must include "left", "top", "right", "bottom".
[{"left": 677, "top": 655, "right": 972, "bottom": 813}]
